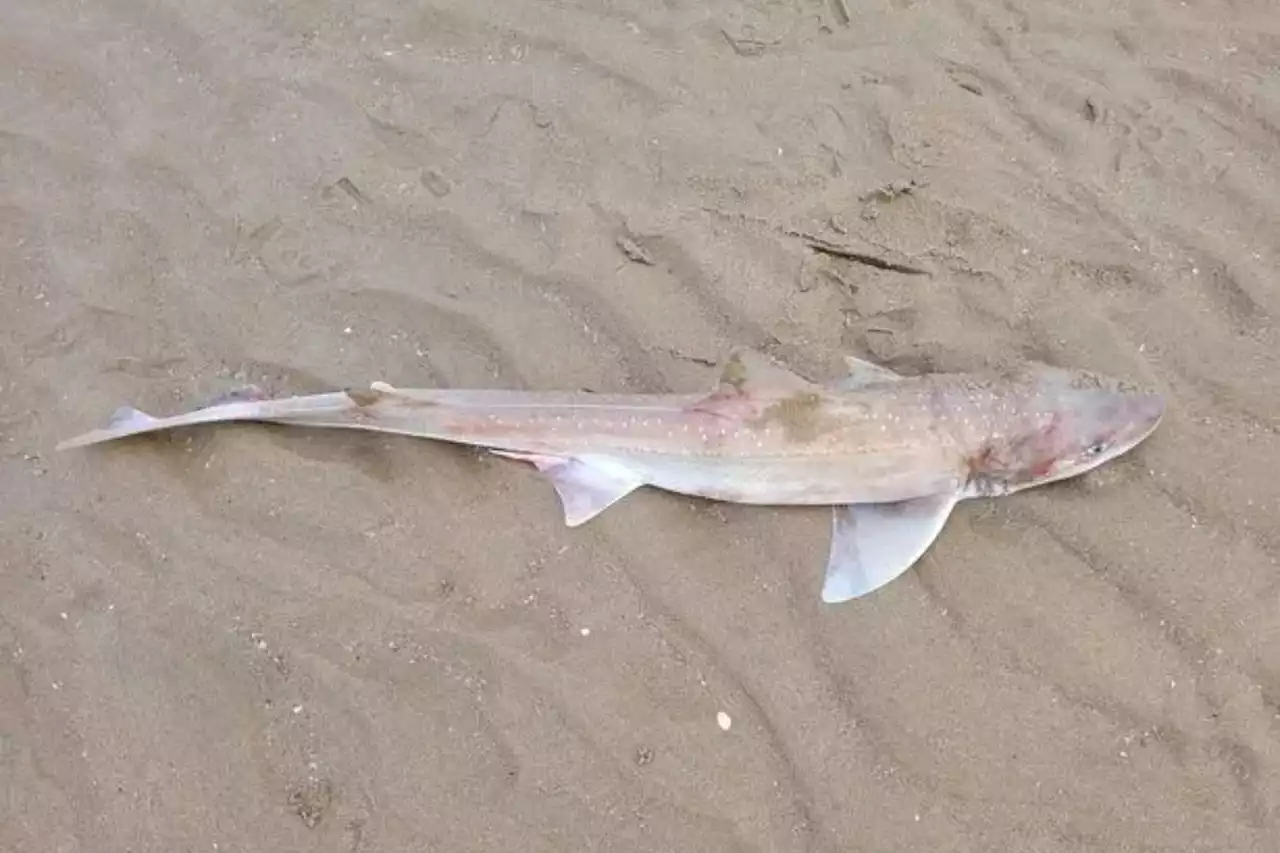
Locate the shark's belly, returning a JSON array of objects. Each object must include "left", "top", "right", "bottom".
[{"left": 611, "top": 450, "right": 966, "bottom": 506}]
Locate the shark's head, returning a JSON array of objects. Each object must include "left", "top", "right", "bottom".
[{"left": 965, "top": 366, "right": 1166, "bottom": 497}]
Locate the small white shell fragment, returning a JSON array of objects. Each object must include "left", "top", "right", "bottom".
[{"left": 717, "top": 711, "right": 732, "bottom": 731}]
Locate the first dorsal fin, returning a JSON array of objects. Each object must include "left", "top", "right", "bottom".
[
  {"left": 685, "top": 347, "right": 819, "bottom": 420},
  {"left": 715, "top": 347, "right": 820, "bottom": 396},
  {"left": 833, "top": 355, "right": 902, "bottom": 390}
]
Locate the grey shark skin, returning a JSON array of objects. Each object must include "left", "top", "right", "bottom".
[{"left": 56, "top": 348, "right": 1166, "bottom": 603}]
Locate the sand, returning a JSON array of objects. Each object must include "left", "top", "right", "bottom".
[{"left": 3, "top": 0, "right": 1279, "bottom": 850}]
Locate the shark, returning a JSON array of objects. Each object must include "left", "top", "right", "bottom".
[{"left": 56, "top": 348, "right": 1165, "bottom": 602}]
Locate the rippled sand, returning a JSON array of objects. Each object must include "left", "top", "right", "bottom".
[{"left": 3, "top": 0, "right": 1279, "bottom": 850}]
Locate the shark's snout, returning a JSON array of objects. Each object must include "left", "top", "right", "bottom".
[{"left": 1127, "top": 389, "right": 1167, "bottom": 442}]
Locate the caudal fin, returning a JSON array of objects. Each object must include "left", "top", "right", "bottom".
[
  {"left": 57, "top": 390, "right": 262, "bottom": 451},
  {"left": 107, "top": 405, "right": 159, "bottom": 430},
  {"left": 57, "top": 405, "right": 169, "bottom": 450},
  {"left": 56, "top": 387, "right": 372, "bottom": 451}
]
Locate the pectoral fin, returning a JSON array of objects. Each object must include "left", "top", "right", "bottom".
[
  {"left": 821, "top": 493, "right": 959, "bottom": 603},
  {"left": 491, "top": 451, "right": 646, "bottom": 527}
]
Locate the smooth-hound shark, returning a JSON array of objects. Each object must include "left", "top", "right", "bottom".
[{"left": 57, "top": 348, "right": 1165, "bottom": 602}]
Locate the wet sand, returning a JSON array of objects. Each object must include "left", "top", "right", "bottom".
[{"left": 3, "top": 0, "right": 1279, "bottom": 850}]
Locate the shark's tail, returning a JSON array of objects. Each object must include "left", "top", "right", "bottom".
[
  {"left": 55, "top": 387, "right": 361, "bottom": 451},
  {"left": 58, "top": 405, "right": 164, "bottom": 449}
]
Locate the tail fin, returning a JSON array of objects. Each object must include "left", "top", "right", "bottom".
[
  {"left": 107, "top": 406, "right": 159, "bottom": 430},
  {"left": 57, "top": 405, "right": 170, "bottom": 450},
  {"left": 56, "top": 387, "right": 367, "bottom": 451}
]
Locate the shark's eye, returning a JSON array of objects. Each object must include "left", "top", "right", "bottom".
[{"left": 1085, "top": 440, "right": 1108, "bottom": 456}]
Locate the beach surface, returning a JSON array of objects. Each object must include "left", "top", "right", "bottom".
[{"left": 3, "top": 0, "right": 1279, "bottom": 850}]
